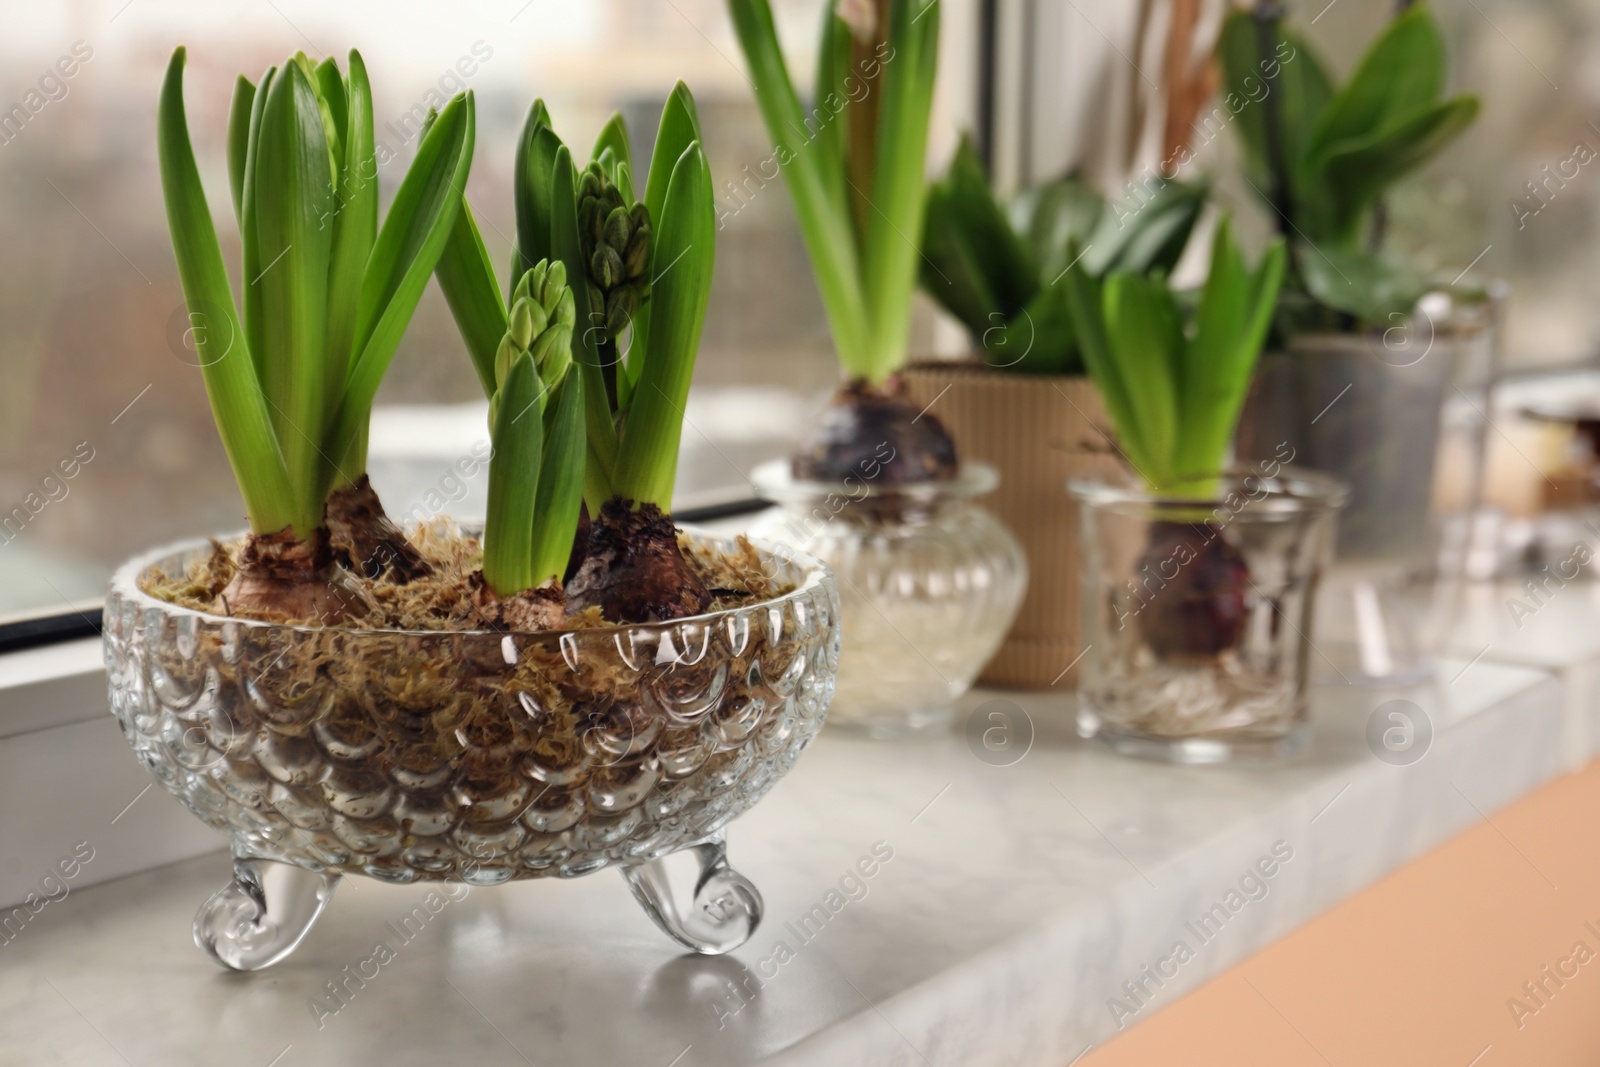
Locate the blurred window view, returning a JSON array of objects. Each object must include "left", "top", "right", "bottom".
[
  {"left": 6, "top": 0, "right": 1597, "bottom": 623},
  {"left": 0, "top": 0, "right": 977, "bottom": 620}
]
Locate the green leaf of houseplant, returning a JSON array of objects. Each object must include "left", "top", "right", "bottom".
[
  {"left": 513, "top": 100, "right": 558, "bottom": 283},
  {"left": 1179, "top": 225, "right": 1285, "bottom": 492},
  {"left": 612, "top": 141, "right": 715, "bottom": 510},
  {"left": 811, "top": 4, "right": 854, "bottom": 224},
  {"left": 987, "top": 285, "right": 1079, "bottom": 376},
  {"left": 1315, "top": 96, "right": 1480, "bottom": 243},
  {"left": 312, "top": 56, "right": 348, "bottom": 174},
  {"left": 252, "top": 57, "right": 336, "bottom": 518},
  {"left": 626, "top": 82, "right": 705, "bottom": 406},
  {"left": 157, "top": 48, "right": 298, "bottom": 536},
  {"left": 1103, "top": 272, "right": 1180, "bottom": 483},
  {"left": 435, "top": 197, "right": 509, "bottom": 398},
  {"left": 1296, "top": 245, "right": 1430, "bottom": 323},
  {"left": 1062, "top": 258, "right": 1158, "bottom": 482},
  {"left": 528, "top": 368, "right": 586, "bottom": 588},
  {"left": 1087, "top": 180, "right": 1205, "bottom": 277},
  {"left": 728, "top": 0, "right": 870, "bottom": 374},
  {"left": 926, "top": 134, "right": 1038, "bottom": 316},
  {"left": 328, "top": 90, "right": 474, "bottom": 484},
  {"left": 859, "top": 0, "right": 940, "bottom": 382},
  {"left": 1302, "top": 6, "right": 1446, "bottom": 167},
  {"left": 226, "top": 75, "right": 255, "bottom": 224},
  {"left": 643, "top": 84, "right": 702, "bottom": 235},
  {"left": 1218, "top": 12, "right": 1333, "bottom": 191},
  {"left": 239, "top": 64, "right": 276, "bottom": 389},
  {"left": 1012, "top": 174, "right": 1104, "bottom": 281},
  {"left": 322, "top": 51, "right": 377, "bottom": 407},
  {"left": 921, "top": 178, "right": 1006, "bottom": 336},
  {"left": 482, "top": 351, "right": 542, "bottom": 597}
]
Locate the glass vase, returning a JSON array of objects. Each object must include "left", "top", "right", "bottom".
[
  {"left": 102, "top": 530, "right": 839, "bottom": 969},
  {"left": 750, "top": 460, "right": 1027, "bottom": 739},
  {"left": 1069, "top": 469, "right": 1348, "bottom": 763}
]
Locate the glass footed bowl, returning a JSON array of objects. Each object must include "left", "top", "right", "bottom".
[
  {"left": 102, "top": 529, "right": 839, "bottom": 970},
  {"left": 750, "top": 460, "right": 1027, "bottom": 739}
]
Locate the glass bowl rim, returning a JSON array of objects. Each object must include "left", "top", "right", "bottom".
[
  {"left": 750, "top": 458, "right": 998, "bottom": 505},
  {"left": 108, "top": 524, "right": 835, "bottom": 641},
  {"left": 1067, "top": 466, "right": 1351, "bottom": 515}
]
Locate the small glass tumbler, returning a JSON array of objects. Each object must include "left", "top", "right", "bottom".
[
  {"left": 1069, "top": 469, "right": 1348, "bottom": 763},
  {"left": 751, "top": 460, "right": 1027, "bottom": 739}
]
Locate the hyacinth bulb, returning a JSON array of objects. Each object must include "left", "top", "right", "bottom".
[{"left": 1133, "top": 521, "right": 1251, "bottom": 660}]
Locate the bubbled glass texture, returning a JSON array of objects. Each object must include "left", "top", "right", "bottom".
[
  {"left": 751, "top": 465, "right": 1027, "bottom": 738},
  {"left": 103, "top": 534, "right": 839, "bottom": 885}
]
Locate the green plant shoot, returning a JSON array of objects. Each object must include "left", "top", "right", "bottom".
[
  {"left": 480, "top": 261, "right": 585, "bottom": 597},
  {"left": 728, "top": 0, "right": 939, "bottom": 384},
  {"left": 435, "top": 89, "right": 715, "bottom": 593},
  {"left": 158, "top": 47, "right": 474, "bottom": 539},
  {"left": 921, "top": 134, "right": 1205, "bottom": 375},
  {"left": 1064, "top": 220, "right": 1287, "bottom": 498}
]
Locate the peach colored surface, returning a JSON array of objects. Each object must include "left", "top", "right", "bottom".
[{"left": 1081, "top": 761, "right": 1600, "bottom": 1066}]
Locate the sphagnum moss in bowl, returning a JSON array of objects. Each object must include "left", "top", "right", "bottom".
[{"left": 110, "top": 47, "right": 840, "bottom": 972}]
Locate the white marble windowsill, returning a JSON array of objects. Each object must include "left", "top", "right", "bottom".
[{"left": 0, "top": 645, "right": 1568, "bottom": 1066}]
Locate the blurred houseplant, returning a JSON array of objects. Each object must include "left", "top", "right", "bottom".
[
  {"left": 1064, "top": 221, "right": 1348, "bottom": 762},
  {"left": 1224, "top": 3, "right": 1487, "bottom": 685},
  {"left": 731, "top": 0, "right": 1025, "bottom": 737},
  {"left": 1223, "top": 4, "right": 1483, "bottom": 562},
  {"left": 112, "top": 50, "right": 841, "bottom": 971},
  {"left": 903, "top": 136, "right": 1204, "bottom": 686}
]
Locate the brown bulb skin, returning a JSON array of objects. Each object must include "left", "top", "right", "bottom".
[
  {"left": 1134, "top": 521, "right": 1252, "bottom": 659},
  {"left": 215, "top": 527, "right": 368, "bottom": 624},
  {"left": 564, "top": 498, "right": 712, "bottom": 624},
  {"left": 791, "top": 378, "right": 959, "bottom": 485}
]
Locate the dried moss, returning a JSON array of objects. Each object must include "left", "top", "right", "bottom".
[{"left": 139, "top": 517, "right": 789, "bottom": 633}]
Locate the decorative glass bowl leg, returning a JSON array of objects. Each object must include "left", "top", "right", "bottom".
[
  {"left": 194, "top": 855, "right": 341, "bottom": 971},
  {"left": 621, "top": 833, "right": 763, "bottom": 955}
]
